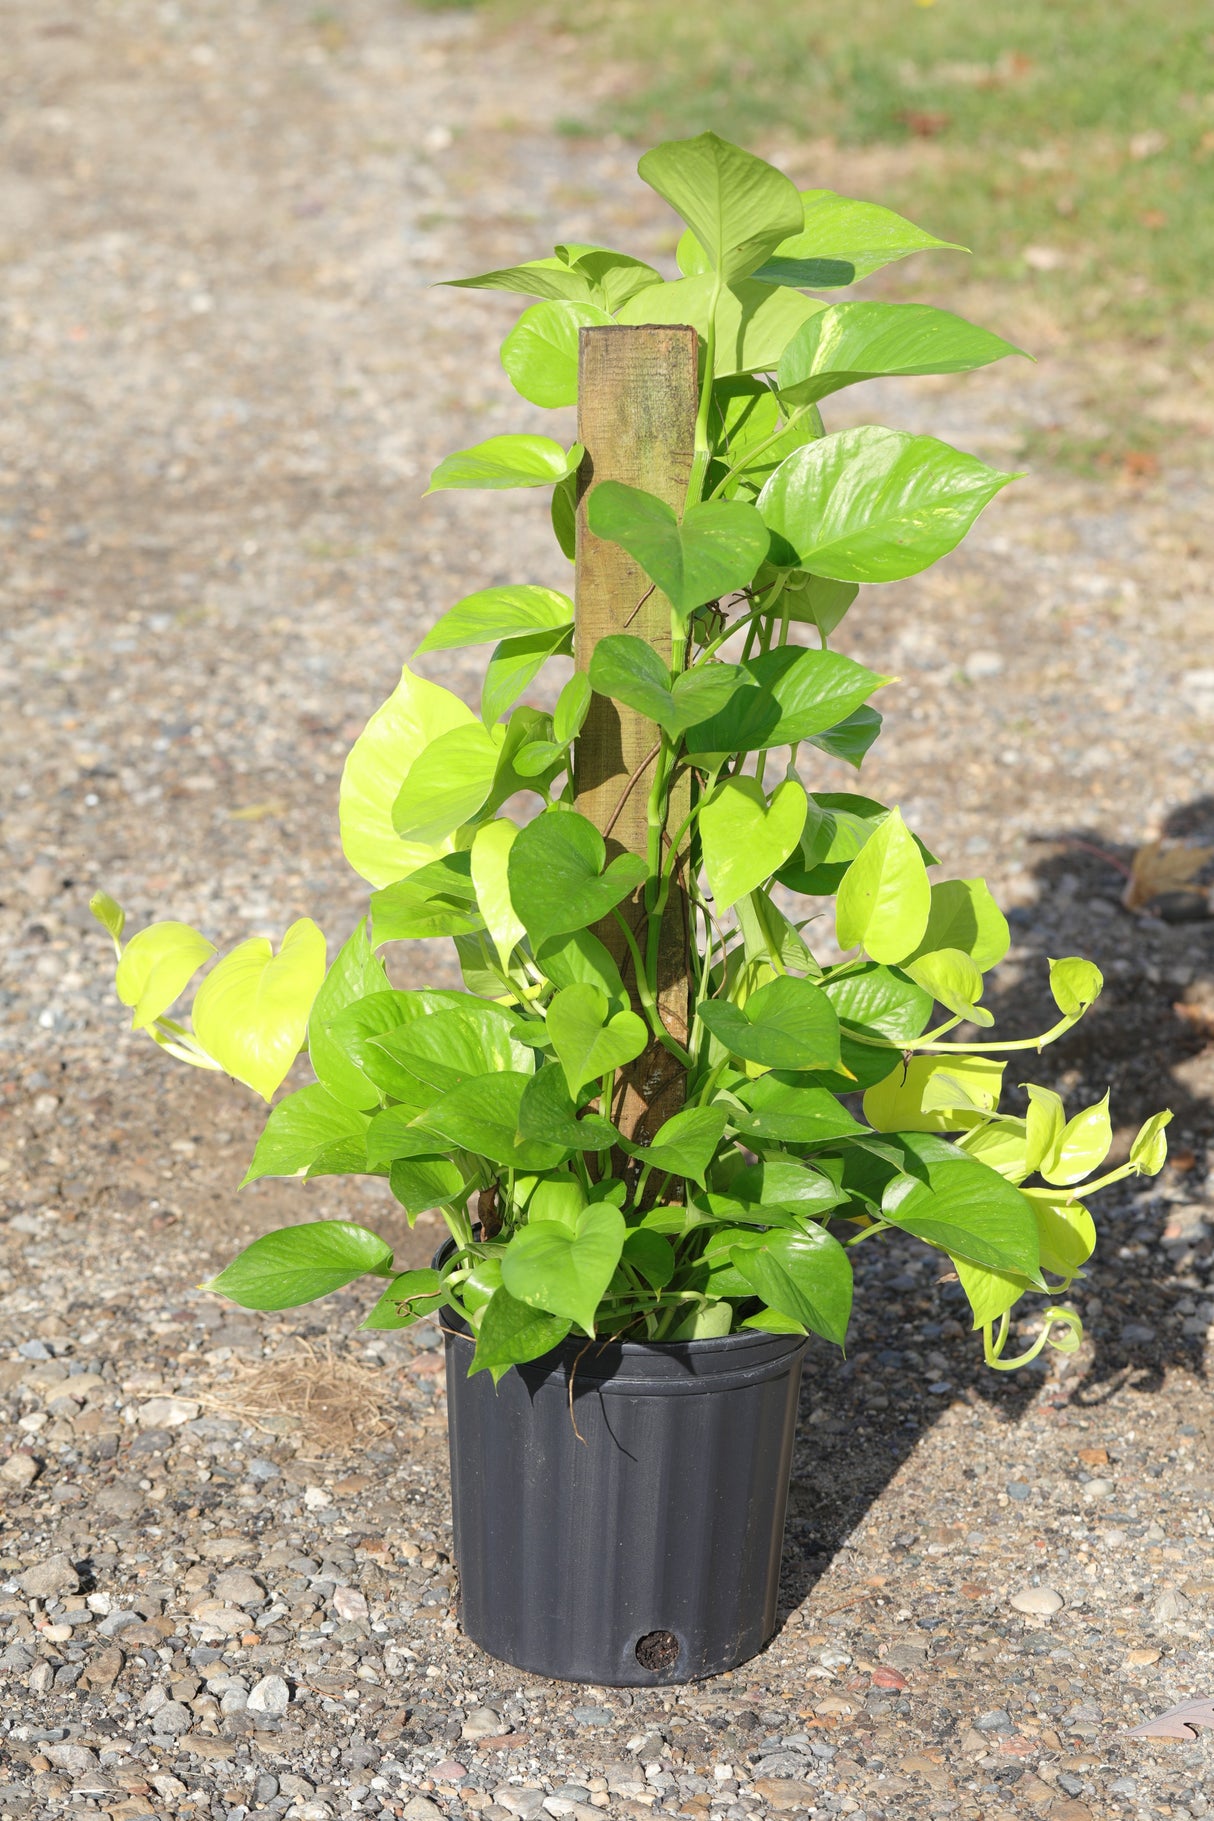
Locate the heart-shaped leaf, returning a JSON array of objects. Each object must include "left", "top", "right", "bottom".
[
  {"left": 754, "top": 188, "right": 964, "bottom": 287},
  {"left": 203, "top": 1220, "right": 392, "bottom": 1311},
  {"left": 777, "top": 302, "right": 1025, "bottom": 405},
  {"left": 882, "top": 1135, "right": 1041, "bottom": 1279},
  {"left": 307, "top": 921, "right": 391, "bottom": 1110},
  {"left": 588, "top": 633, "right": 754, "bottom": 739},
  {"left": 638, "top": 132, "right": 804, "bottom": 283},
  {"left": 699, "top": 776, "right": 808, "bottom": 913},
  {"left": 517, "top": 1064, "right": 619, "bottom": 1152},
  {"left": 903, "top": 948, "right": 994, "bottom": 1027},
  {"left": 339, "top": 666, "right": 475, "bottom": 889},
  {"left": 508, "top": 809, "right": 648, "bottom": 949},
  {"left": 501, "top": 1202, "right": 626, "bottom": 1334},
  {"left": 730, "top": 1075, "right": 866, "bottom": 1145},
  {"left": 242, "top": 1085, "right": 371, "bottom": 1185},
  {"left": 421, "top": 1071, "right": 567, "bottom": 1172},
  {"left": 587, "top": 481, "right": 770, "bottom": 620},
  {"left": 902, "top": 877, "right": 1010, "bottom": 972},
  {"left": 864, "top": 1055, "right": 1005, "bottom": 1133},
  {"left": 547, "top": 983, "right": 649, "bottom": 1097},
  {"left": 361, "top": 1267, "right": 445, "bottom": 1331},
  {"left": 1049, "top": 956, "right": 1104, "bottom": 1019},
  {"left": 427, "top": 434, "right": 583, "bottom": 493},
  {"left": 731, "top": 1226, "right": 853, "bottom": 1346},
  {"left": 191, "top": 918, "right": 327, "bottom": 1101},
  {"left": 469, "top": 1287, "right": 572, "bottom": 1381},
  {"left": 685, "top": 644, "right": 886, "bottom": 757},
  {"left": 481, "top": 625, "right": 573, "bottom": 726},
  {"left": 501, "top": 299, "right": 613, "bottom": 407},
  {"left": 758, "top": 426, "right": 1018, "bottom": 583},
  {"left": 417, "top": 585, "right": 573, "bottom": 654},
  {"left": 835, "top": 806, "right": 931, "bottom": 963},
  {"left": 618, "top": 274, "right": 826, "bottom": 377},
  {"left": 697, "top": 974, "right": 841, "bottom": 1071},
  {"left": 626, "top": 1105, "right": 730, "bottom": 1187},
  {"left": 391, "top": 721, "right": 505, "bottom": 844},
  {"left": 115, "top": 920, "right": 216, "bottom": 1032}
]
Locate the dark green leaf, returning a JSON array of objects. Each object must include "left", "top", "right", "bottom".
[
  {"left": 547, "top": 983, "right": 648, "bottom": 1097},
  {"left": 517, "top": 1064, "right": 619, "bottom": 1152},
  {"left": 882, "top": 1134, "right": 1042, "bottom": 1277},
  {"left": 508, "top": 809, "right": 648, "bottom": 949},
  {"left": 621, "top": 1228, "right": 676, "bottom": 1290},
  {"left": 587, "top": 482, "right": 770, "bottom": 621},
  {"left": 731, "top": 1226, "right": 852, "bottom": 1346},
  {"left": 588, "top": 633, "right": 755, "bottom": 739},
  {"left": 204, "top": 1221, "right": 392, "bottom": 1312},
  {"left": 469, "top": 1287, "right": 571, "bottom": 1381},
  {"left": 686, "top": 643, "right": 887, "bottom": 756},
  {"left": 698, "top": 975, "right": 841, "bottom": 1071},
  {"left": 361, "top": 1269, "right": 444, "bottom": 1330},
  {"left": 729, "top": 1075, "right": 866, "bottom": 1145},
  {"left": 424, "top": 1072, "right": 567, "bottom": 1171},
  {"left": 804, "top": 705, "right": 883, "bottom": 768}
]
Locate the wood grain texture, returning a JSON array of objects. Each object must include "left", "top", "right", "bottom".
[{"left": 573, "top": 323, "right": 698, "bottom": 1151}]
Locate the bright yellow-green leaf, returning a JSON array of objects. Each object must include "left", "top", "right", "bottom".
[
  {"left": 115, "top": 921, "right": 217, "bottom": 1032},
  {"left": 1021, "top": 1189, "right": 1097, "bottom": 1278},
  {"left": 1024, "top": 1083, "right": 1066, "bottom": 1175},
  {"left": 391, "top": 721, "right": 505, "bottom": 845},
  {"left": 192, "top": 919, "right": 327, "bottom": 1101},
  {"left": 952, "top": 1253, "right": 1027, "bottom": 1329},
  {"left": 89, "top": 890, "right": 126, "bottom": 958},
  {"left": 904, "top": 947, "right": 993, "bottom": 1026},
  {"left": 638, "top": 133, "right": 804, "bottom": 283},
  {"left": 1130, "top": 1109, "right": 1172, "bottom": 1176},
  {"left": 863, "top": 1054, "right": 1004, "bottom": 1133},
  {"left": 1039, "top": 1092, "right": 1112, "bottom": 1187},
  {"left": 955, "top": 1117, "right": 1030, "bottom": 1182},
  {"left": 699, "top": 775, "right": 808, "bottom": 914},
  {"left": 339, "top": 666, "right": 475, "bottom": 889},
  {"left": 470, "top": 819, "right": 525, "bottom": 973},
  {"left": 1048, "top": 956, "right": 1104, "bottom": 1019},
  {"left": 835, "top": 806, "right": 930, "bottom": 963}
]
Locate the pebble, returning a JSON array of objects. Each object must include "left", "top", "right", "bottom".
[
  {"left": 1152, "top": 1589, "right": 1189, "bottom": 1622},
  {"left": 402, "top": 1800, "right": 445, "bottom": 1821},
  {"left": 213, "top": 1569, "right": 266, "bottom": 1608},
  {"left": 332, "top": 1585, "right": 369, "bottom": 1620},
  {"left": 432, "top": 1759, "right": 468, "bottom": 1782},
  {"left": 1081, "top": 1478, "right": 1115, "bottom": 1501},
  {"left": 1009, "top": 1586, "right": 1064, "bottom": 1615},
  {"left": 462, "top": 1707, "right": 505, "bottom": 1739},
  {"left": 975, "top": 1709, "right": 1013, "bottom": 1731},
  {"left": 1, "top": 1451, "right": 40, "bottom": 1486},
  {"left": 136, "top": 1396, "right": 200, "bottom": 1427},
  {"left": 150, "top": 1700, "right": 193, "bottom": 1736},
  {"left": 247, "top": 1673, "right": 291, "bottom": 1715},
  {"left": 1006, "top": 1480, "right": 1031, "bottom": 1500},
  {"left": 496, "top": 1790, "right": 545, "bottom": 1818},
  {"left": 20, "top": 1553, "right": 80, "bottom": 1598}
]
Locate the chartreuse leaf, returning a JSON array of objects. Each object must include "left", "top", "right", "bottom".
[
  {"left": 685, "top": 645, "right": 886, "bottom": 757},
  {"left": 558, "top": 245, "right": 664, "bottom": 309},
  {"left": 667, "top": 1302, "right": 735, "bottom": 1340},
  {"left": 587, "top": 482, "right": 769, "bottom": 622},
  {"left": 955, "top": 1119, "right": 1030, "bottom": 1183},
  {"left": 90, "top": 890, "right": 126, "bottom": 957},
  {"left": 882, "top": 1136, "right": 1041, "bottom": 1278},
  {"left": 697, "top": 975, "right": 841, "bottom": 1071},
  {"left": 388, "top": 1156, "right": 469, "bottom": 1220},
  {"left": 204, "top": 1220, "right": 392, "bottom": 1311},
  {"left": 427, "top": 435, "right": 582, "bottom": 493},
  {"left": 339, "top": 666, "right": 475, "bottom": 889},
  {"left": 1039, "top": 1092, "right": 1112, "bottom": 1187},
  {"left": 417, "top": 585, "right": 573, "bottom": 655},
  {"left": 391, "top": 721, "right": 505, "bottom": 845},
  {"left": 547, "top": 984, "right": 648, "bottom": 1098},
  {"left": 950, "top": 1254, "right": 1026, "bottom": 1331},
  {"left": 627, "top": 1105, "right": 730, "bottom": 1187},
  {"left": 242, "top": 1085, "right": 370, "bottom": 1185},
  {"left": 481, "top": 625, "right": 573, "bottom": 727},
  {"left": 699, "top": 776, "right": 808, "bottom": 914},
  {"left": 638, "top": 132, "right": 804, "bottom": 284},
  {"left": 370, "top": 1005, "right": 532, "bottom": 1100},
  {"left": 617, "top": 275, "right": 825, "bottom": 377},
  {"left": 588, "top": 634, "right": 753, "bottom": 739},
  {"left": 755, "top": 188, "right": 964, "bottom": 288},
  {"left": 1020, "top": 1189, "right": 1097, "bottom": 1278},
  {"left": 444, "top": 256, "right": 601, "bottom": 304},
  {"left": 508, "top": 809, "right": 648, "bottom": 949},
  {"left": 1048, "top": 956, "right": 1104, "bottom": 1019},
  {"left": 1130, "top": 1109, "right": 1172, "bottom": 1176},
  {"left": 777, "top": 302, "right": 1025, "bottom": 406},
  {"left": 501, "top": 1202, "right": 626, "bottom": 1335},
  {"left": 517, "top": 1064, "right": 619, "bottom": 1152},
  {"left": 1024, "top": 1084, "right": 1066, "bottom": 1175},
  {"left": 731, "top": 1227, "right": 852, "bottom": 1347},
  {"left": 904, "top": 878, "right": 1010, "bottom": 972},
  {"left": 835, "top": 807, "right": 931, "bottom": 963},
  {"left": 903, "top": 948, "right": 993, "bottom": 1027},
  {"left": 758, "top": 427, "right": 1018, "bottom": 583},
  {"left": 729, "top": 1076, "right": 867, "bottom": 1145},
  {"left": 552, "top": 473, "right": 577, "bottom": 560},
  {"left": 361, "top": 1268, "right": 444, "bottom": 1331},
  {"left": 307, "top": 921, "right": 391, "bottom": 1111},
  {"left": 369, "top": 858, "right": 484, "bottom": 945},
  {"left": 470, "top": 1288, "right": 571, "bottom": 1382},
  {"left": 470, "top": 819, "right": 524, "bottom": 973},
  {"left": 444, "top": 246, "right": 660, "bottom": 311},
  {"left": 501, "top": 299, "right": 612, "bottom": 408},
  {"left": 114, "top": 921, "right": 216, "bottom": 1031},
  {"left": 192, "top": 919, "right": 327, "bottom": 1101},
  {"left": 864, "top": 1055, "right": 1005, "bottom": 1133}
]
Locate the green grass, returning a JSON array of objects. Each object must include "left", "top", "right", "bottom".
[{"left": 520, "top": 0, "right": 1213, "bottom": 348}]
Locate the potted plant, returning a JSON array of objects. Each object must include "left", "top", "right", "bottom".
[{"left": 92, "top": 133, "right": 1170, "bottom": 1687}]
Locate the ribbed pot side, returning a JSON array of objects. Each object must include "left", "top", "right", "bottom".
[{"left": 441, "top": 1317, "right": 807, "bottom": 1686}]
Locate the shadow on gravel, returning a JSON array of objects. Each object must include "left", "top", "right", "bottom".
[{"left": 776, "top": 798, "right": 1214, "bottom": 1626}]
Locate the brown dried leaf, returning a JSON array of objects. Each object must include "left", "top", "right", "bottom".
[
  {"left": 1123, "top": 840, "right": 1214, "bottom": 912},
  {"left": 1125, "top": 1695, "right": 1214, "bottom": 1739}
]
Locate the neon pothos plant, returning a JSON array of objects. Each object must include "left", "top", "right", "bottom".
[{"left": 93, "top": 134, "right": 1170, "bottom": 1379}]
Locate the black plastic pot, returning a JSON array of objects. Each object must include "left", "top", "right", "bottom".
[{"left": 437, "top": 1260, "right": 807, "bottom": 1686}]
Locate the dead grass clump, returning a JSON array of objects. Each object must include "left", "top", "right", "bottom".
[{"left": 198, "top": 1339, "right": 393, "bottom": 1459}]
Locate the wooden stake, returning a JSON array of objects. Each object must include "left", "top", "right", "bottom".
[{"left": 573, "top": 324, "right": 698, "bottom": 1151}]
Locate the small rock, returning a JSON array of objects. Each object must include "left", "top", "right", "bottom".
[
  {"left": 497, "top": 1790, "right": 545, "bottom": 1818},
  {"left": 1010, "top": 1586, "right": 1064, "bottom": 1616},
  {"left": 188, "top": 1600, "right": 247, "bottom": 1635},
  {"left": 253, "top": 1775, "right": 279, "bottom": 1803},
  {"left": 136, "top": 1397, "right": 199, "bottom": 1427},
  {"left": 402, "top": 1800, "right": 444, "bottom": 1821},
  {"left": 871, "top": 1667, "right": 908, "bottom": 1691},
  {"left": 964, "top": 650, "right": 1005, "bottom": 680},
  {"left": 150, "top": 1700, "right": 193, "bottom": 1736},
  {"left": 433, "top": 1760, "right": 468, "bottom": 1782},
  {"left": 813, "top": 1694, "right": 855, "bottom": 1716},
  {"left": 976, "top": 1709, "right": 1013, "bottom": 1732},
  {"left": 44, "top": 1744, "right": 98, "bottom": 1774},
  {"left": 1081, "top": 1478, "right": 1114, "bottom": 1502},
  {"left": 81, "top": 1646, "right": 125, "bottom": 1690},
  {"left": 303, "top": 1485, "right": 332, "bottom": 1510},
  {"left": 246, "top": 1673, "right": 290, "bottom": 1716},
  {"left": 1006, "top": 1480, "right": 1032, "bottom": 1501},
  {"left": 1153, "top": 1589, "right": 1189, "bottom": 1623},
  {"left": 751, "top": 1780, "right": 817, "bottom": 1813},
  {"left": 1126, "top": 1648, "right": 1161, "bottom": 1666},
  {"left": 20, "top": 1553, "right": 79, "bottom": 1598},
  {"left": 212, "top": 1570, "right": 266, "bottom": 1609},
  {"left": 462, "top": 1707, "right": 505, "bottom": 1739},
  {"left": 332, "top": 1585, "right": 368, "bottom": 1621},
  {"left": 571, "top": 1705, "right": 612, "bottom": 1725},
  {"left": 1, "top": 1452, "right": 40, "bottom": 1487},
  {"left": 1120, "top": 1323, "right": 1156, "bottom": 1346},
  {"left": 29, "top": 1659, "right": 53, "bottom": 1695}
]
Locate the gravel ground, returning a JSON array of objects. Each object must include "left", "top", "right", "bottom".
[{"left": 3, "top": 4, "right": 1214, "bottom": 1819}]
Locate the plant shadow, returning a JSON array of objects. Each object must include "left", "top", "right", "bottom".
[{"left": 775, "top": 795, "right": 1214, "bottom": 1627}]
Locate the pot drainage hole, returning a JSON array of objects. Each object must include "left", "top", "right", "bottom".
[{"left": 635, "top": 1630, "right": 679, "bottom": 1672}]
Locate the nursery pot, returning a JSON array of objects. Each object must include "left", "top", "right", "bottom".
[{"left": 436, "top": 1250, "right": 807, "bottom": 1685}]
